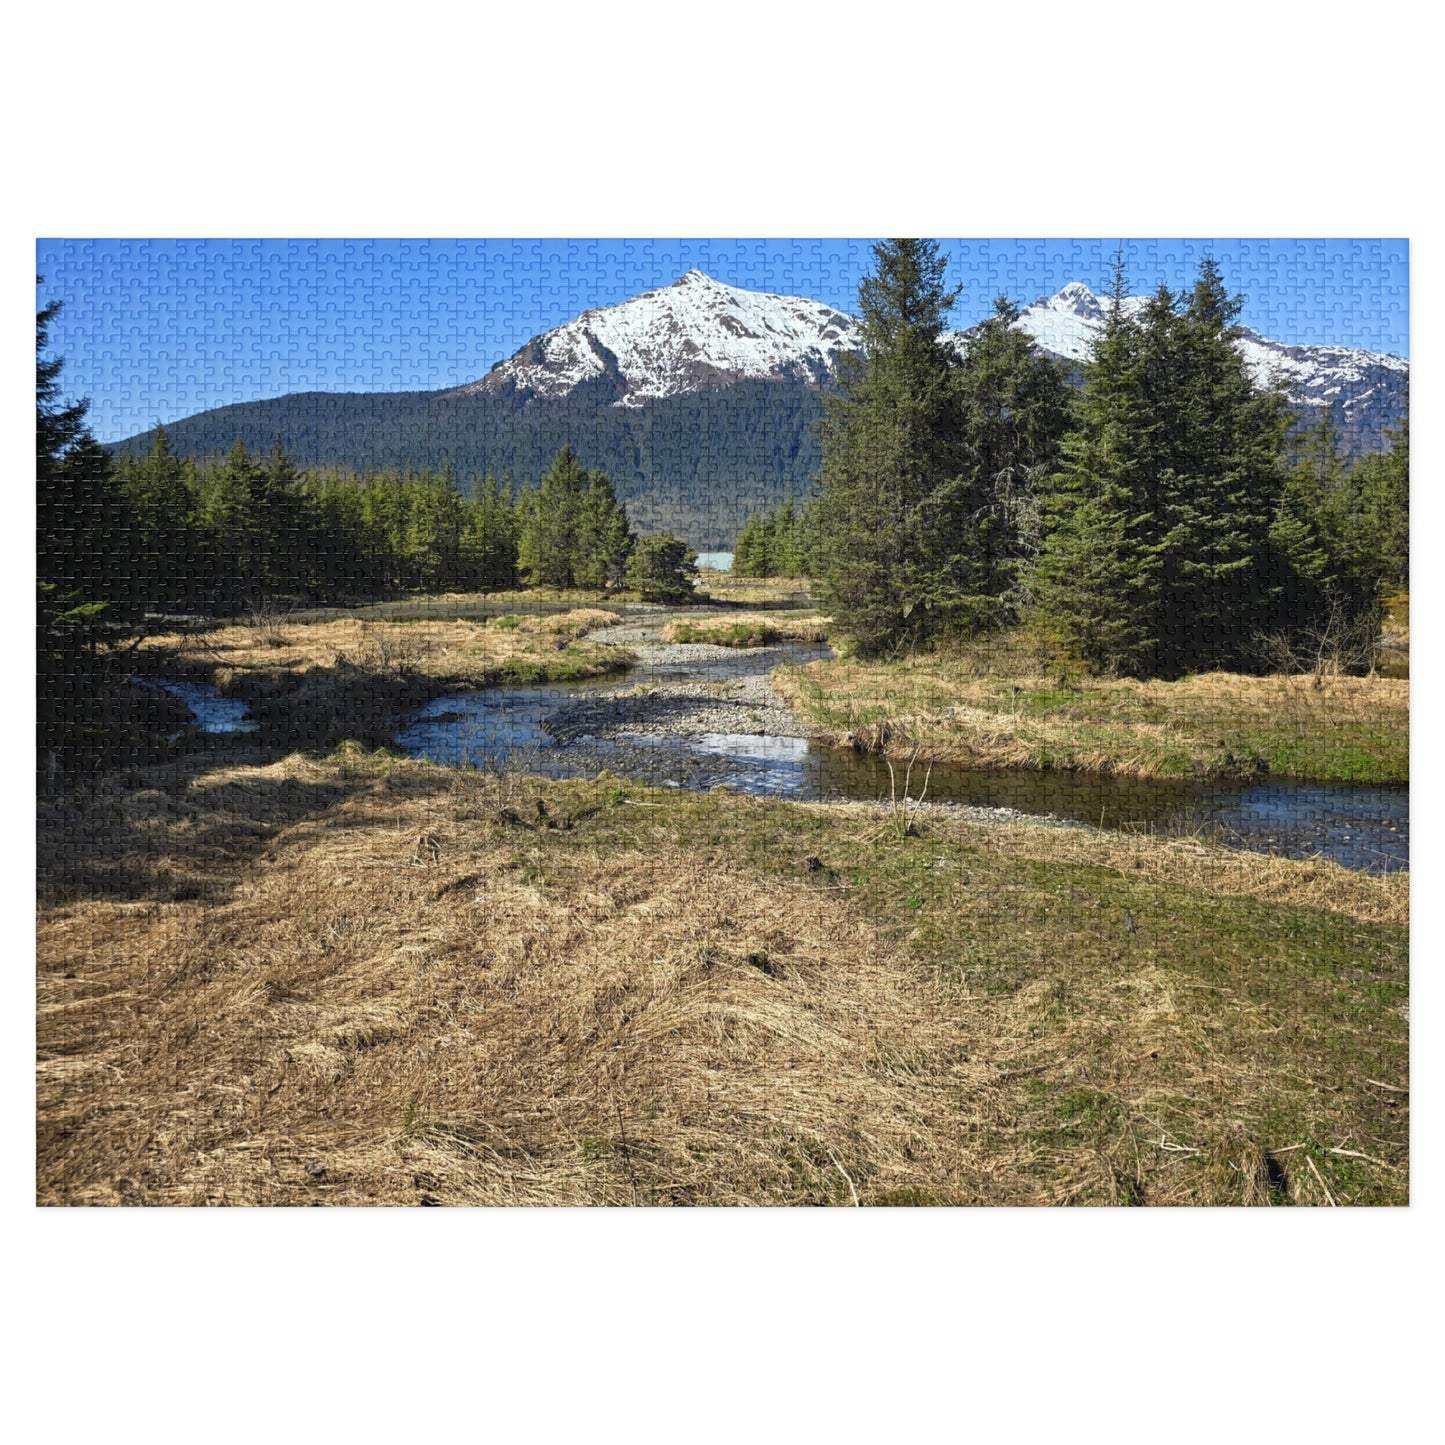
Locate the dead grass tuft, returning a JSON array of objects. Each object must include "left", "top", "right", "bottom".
[
  {"left": 695, "top": 574, "right": 815, "bottom": 606},
  {"left": 663, "top": 613, "right": 830, "bottom": 648},
  {"left": 529, "top": 608, "right": 622, "bottom": 639}
]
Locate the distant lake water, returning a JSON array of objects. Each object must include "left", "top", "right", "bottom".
[{"left": 695, "top": 552, "right": 734, "bottom": 571}]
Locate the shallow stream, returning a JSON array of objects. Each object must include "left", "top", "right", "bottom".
[
  {"left": 144, "top": 621, "right": 1408, "bottom": 873},
  {"left": 393, "top": 640, "right": 1409, "bottom": 874}
]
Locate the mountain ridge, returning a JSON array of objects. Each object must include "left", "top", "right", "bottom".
[
  {"left": 445, "top": 270, "right": 1407, "bottom": 434},
  {"left": 110, "top": 272, "right": 1407, "bottom": 549}
]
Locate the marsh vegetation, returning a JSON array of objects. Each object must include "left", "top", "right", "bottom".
[{"left": 37, "top": 749, "right": 1407, "bottom": 1207}]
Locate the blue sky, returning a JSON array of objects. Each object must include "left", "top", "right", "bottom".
[{"left": 35, "top": 238, "right": 1409, "bottom": 443}]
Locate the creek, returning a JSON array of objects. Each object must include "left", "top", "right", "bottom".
[
  {"left": 393, "top": 638, "right": 1409, "bottom": 874},
  {"left": 139, "top": 614, "right": 1408, "bottom": 874}
]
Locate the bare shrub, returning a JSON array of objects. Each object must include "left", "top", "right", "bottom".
[
  {"left": 244, "top": 600, "right": 292, "bottom": 649},
  {"left": 334, "top": 624, "right": 431, "bottom": 677},
  {"left": 1253, "top": 598, "right": 1385, "bottom": 684}
]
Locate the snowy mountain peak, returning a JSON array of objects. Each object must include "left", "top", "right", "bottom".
[
  {"left": 450, "top": 275, "right": 1404, "bottom": 451},
  {"left": 946, "top": 284, "right": 1407, "bottom": 449},
  {"left": 453, "top": 269, "right": 861, "bottom": 407},
  {"left": 1050, "top": 280, "right": 1106, "bottom": 318}
]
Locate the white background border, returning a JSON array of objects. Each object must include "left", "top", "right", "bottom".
[{"left": 5, "top": 3, "right": 1434, "bottom": 1438}]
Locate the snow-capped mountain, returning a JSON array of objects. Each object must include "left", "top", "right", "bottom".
[
  {"left": 949, "top": 281, "right": 1147, "bottom": 361},
  {"left": 452, "top": 269, "right": 861, "bottom": 407},
  {"left": 1231, "top": 326, "right": 1407, "bottom": 430},
  {"left": 949, "top": 282, "right": 1409, "bottom": 439},
  {"left": 453, "top": 271, "right": 1406, "bottom": 447}
]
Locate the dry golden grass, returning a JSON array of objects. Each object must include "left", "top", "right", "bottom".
[
  {"left": 38, "top": 758, "right": 977, "bottom": 1205},
  {"left": 774, "top": 656, "right": 1408, "bottom": 784},
  {"left": 697, "top": 573, "right": 815, "bottom": 605},
  {"left": 37, "top": 754, "right": 1407, "bottom": 1206},
  {"left": 662, "top": 612, "right": 830, "bottom": 647},
  {"left": 531, "top": 608, "right": 623, "bottom": 638},
  {"left": 141, "top": 610, "right": 624, "bottom": 683}
]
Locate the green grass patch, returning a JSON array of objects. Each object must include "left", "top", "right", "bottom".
[
  {"left": 519, "top": 780, "right": 1407, "bottom": 1204},
  {"left": 773, "top": 644, "right": 1407, "bottom": 785}
]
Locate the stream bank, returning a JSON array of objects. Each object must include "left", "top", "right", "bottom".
[{"left": 140, "top": 609, "right": 1409, "bottom": 872}]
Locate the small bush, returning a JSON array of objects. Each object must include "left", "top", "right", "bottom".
[{"left": 669, "top": 620, "right": 776, "bottom": 647}]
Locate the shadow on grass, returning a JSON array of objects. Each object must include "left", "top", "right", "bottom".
[{"left": 36, "top": 747, "right": 462, "bottom": 909}]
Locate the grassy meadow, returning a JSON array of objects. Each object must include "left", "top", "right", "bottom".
[
  {"left": 37, "top": 747, "right": 1407, "bottom": 1206},
  {"left": 663, "top": 612, "right": 831, "bottom": 647},
  {"left": 692, "top": 570, "right": 816, "bottom": 606},
  {"left": 774, "top": 632, "right": 1408, "bottom": 784}
]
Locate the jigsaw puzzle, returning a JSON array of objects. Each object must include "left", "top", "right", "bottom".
[{"left": 35, "top": 239, "right": 1409, "bottom": 1206}]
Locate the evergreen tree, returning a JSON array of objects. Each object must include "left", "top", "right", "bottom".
[
  {"left": 771, "top": 498, "right": 804, "bottom": 576},
  {"left": 461, "top": 474, "right": 521, "bottom": 591},
  {"left": 628, "top": 534, "right": 698, "bottom": 602},
  {"left": 573, "top": 469, "right": 635, "bottom": 588},
  {"left": 404, "top": 468, "right": 467, "bottom": 591},
  {"left": 198, "top": 439, "right": 263, "bottom": 603},
  {"left": 299, "top": 470, "right": 368, "bottom": 596},
  {"left": 1035, "top": 257, "right": 1289, "bottom": 676},
  {"left": 1267, "top": 409, "right": 1351, "bottom": 628},
  {"left": 947, "top": 296, "right": 1073, "bottom": 617},
  {"left": 813, "top": 238, "right": 965, "bottom": 654},
  {"left": 1032, "top": 259, "right": 1160, "bottom": 672},
  {"left": 733, "top": 507, "right": 775, "bottom": 577},
  {"left": 36, "top": 285, "right": 139, "bottom": 767},
  {"left": 518, "top": 445, "right": 589, "bottom": 587},
  {"left": 1163, "top": 259, "right": 1288, "bottom": 670},
  {"left": 1346, "top": 420, "right": 1409, "bottom": 594},
  {"left": 120, "top": 425, "right": 199, "bottom": 606},
  {"left": 733, "top": 495, "right": 816, "bottom": 578},
  {"left": 255, "top": 442, "right": 314, "bottom": 596}
]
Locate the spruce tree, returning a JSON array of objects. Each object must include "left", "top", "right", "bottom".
[
  {"left": 1267, "top": 409, "right": 1350, "bottom": 632},
  {"left": 628, "top": 534, "right": 698, "bottom": 602},
  {"left": 947, "top": 296, "right": 1073, "bottom": 618},
  {"left": 255, "top": 442, "right": 314, "bottom": 596},
  {"left": 1033, "top": 259, "right": 1162, "bottom": 673},
  {"left": 122, "top": 426, "right": 200, "bottom": 606},
  {"left": 813, "top": 239, "right": 964, "bottom": 655},
  {"left": 198, "top": 439, "right": 263, "bottom": 603},
  {"left": 733, "top": 509, "right": 769, "bottom": 576},
  {"left": 405, "top": 469, "right": 468, "bottom": 592},
  {"left": 1161, "top": 259, "right": 1287, "bottom": 671},
  {"left": 574, "top": 469, "right": 635, "bottom": 588},
  {"left": 1035, "top": 256, "right": 1289, "bottom": 676},
  {"left": 519, "top": 445, "right": 589, "bottom": 587},
  {"left": 461, "top": 474, "right": 521, "bottom": 591},
  {"left": 1347, "top": 420, "right": 1409, "bottom": 594},
  {"left": 36, "top": 285, "right": 139, "bottom": 768},
  {"left": 772, "top": 498, "right": 804, "bottom": 576}
]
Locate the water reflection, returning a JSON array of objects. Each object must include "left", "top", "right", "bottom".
[
  {"left": 134, "top": 677, "right": 257, "bottom": 734},
  {"left": 396, "top": 681, "right": 1408, "bottom": 873}
]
